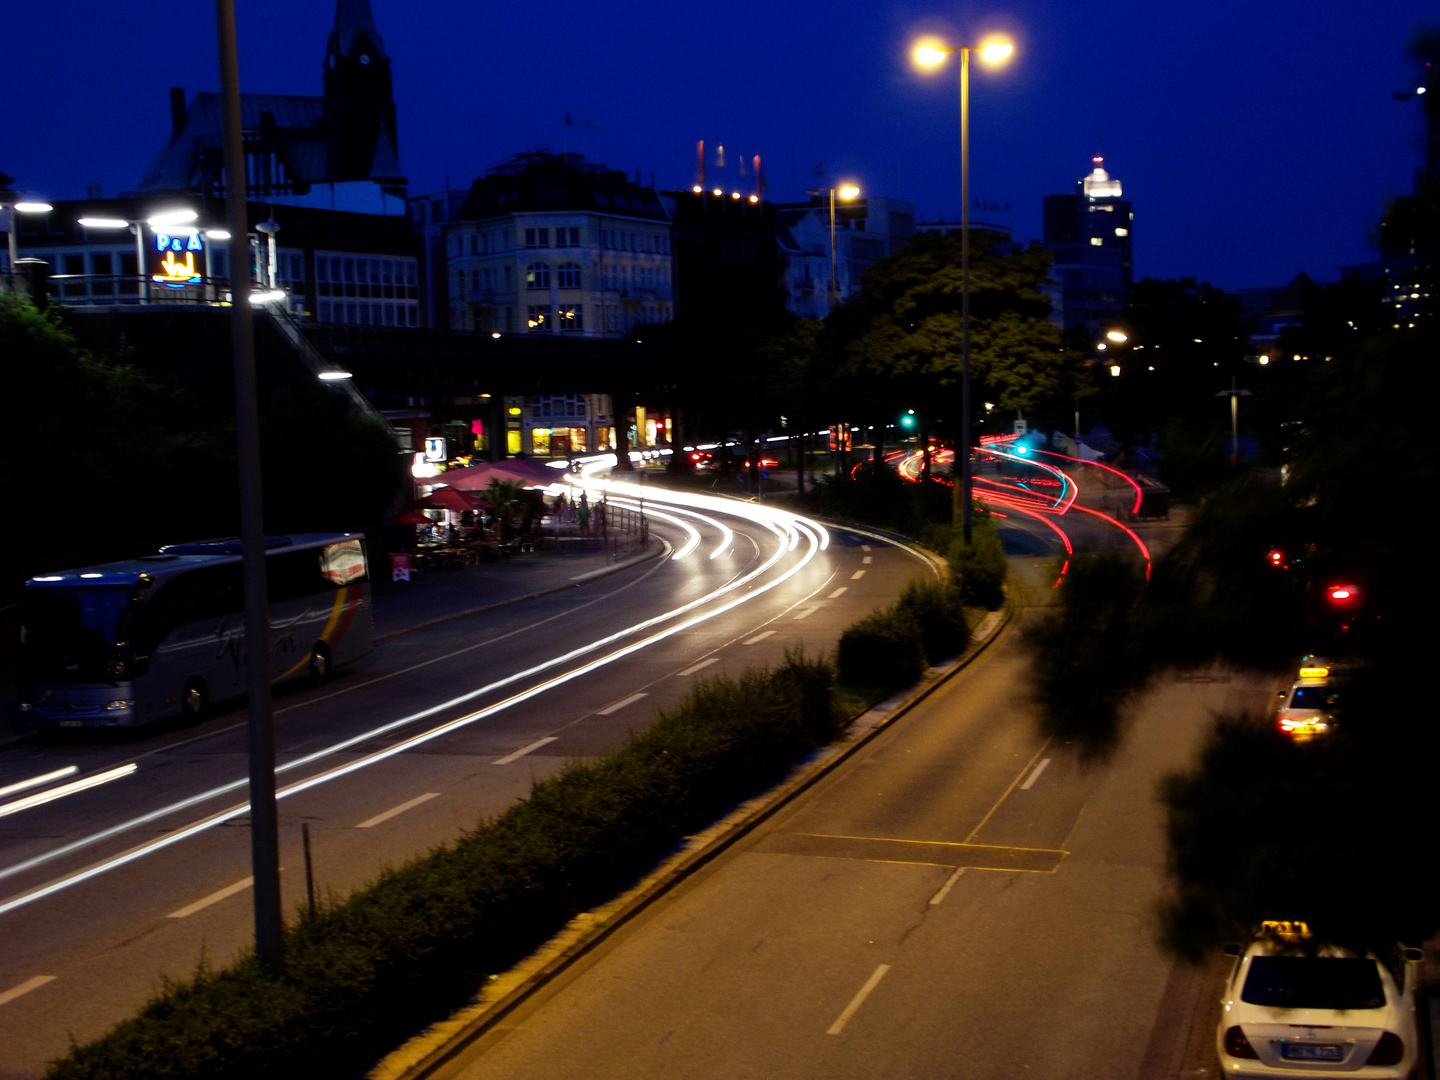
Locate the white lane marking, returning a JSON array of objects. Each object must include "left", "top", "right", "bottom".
[
  {"left": 850, "top": 570, "right": 866, "bottom": 580},
  {"left": 862, "top": 556, "right": 873, "bottom": 564},
  {"left": 0, "top": 767, "right": 80, "bottom": 799},
  {"left": 1020, "top": 758, "right": 1052, "bottom": 791},
  {"left": 492, "top": 738, "right": 559, "bottom": 764},
  {"left": 596, "top": 692, "right": 648, "bottom": 716},
  {"left": 168, "top": 876, "right": 253, "bottom": 919},
  {"left": 677, "top": 658, "right": 719, "bottom": 677},
  {"left": 792, "top": 606, "right": 820, "bottom": 620},
  {"left": 356, "top": 792, "right": 441, "bottom": 828},
  {"left": 861, "top": 545, "right": 872, "bottom": 551},
  {"left": 743, "top": 630, "right": 776, "bottom": 645},
  {"left": 827, "top": 964, "right": 891, "bottom": 1035},
  {"left": 0, "top": 764, "right": 137, "bottom": 820},
  {"left": 929, "top": 867, "right": 966, "bottom": 906},
  {"left": 0, "top": 975, "right": 57, "bottom": 1007},
  {"left": 828, "top": 587, "right": 848, "bottom": 599}
]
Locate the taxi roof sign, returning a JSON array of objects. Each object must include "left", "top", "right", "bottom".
[{"left": 1260, "top": 920, "right": 1311, "bottom": 942}]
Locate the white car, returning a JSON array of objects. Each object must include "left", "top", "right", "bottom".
[
  {"left": 1276, "top": 678, "right": 1345, "bottom": 738},
  {"left": 1217, "top": 930, "right": 1420, "bottom": 1077}
]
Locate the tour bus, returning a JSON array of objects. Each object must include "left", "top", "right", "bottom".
[{"left": 16, "top": 534, "right": 373, "bottom": 729}]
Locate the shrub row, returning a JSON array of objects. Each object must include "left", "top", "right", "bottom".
[
  {"left": 49, "top": 653, "right": 842, "bottom": 1080},
  {"left": 836, "top": 579, "right": 971, "bottom": 692}
]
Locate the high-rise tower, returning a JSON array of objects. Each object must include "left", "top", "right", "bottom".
[{"left": 1041, "top": 154, "right": 1134, "bottom": 331}]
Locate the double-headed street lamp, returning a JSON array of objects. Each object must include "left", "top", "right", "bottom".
[
  {"left": 806, "top": 183, "right": 861, "bottom": 311},
  {"left": 913, "top": 36, "right": 1014, "bottom": 544},
  {"left": 77, "top": 208, "right": 214, "bottom": 302}
]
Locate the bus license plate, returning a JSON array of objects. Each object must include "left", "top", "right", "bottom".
[
  {"left": 59, "top": 720, "right": 84, "bottom": 728},
  {"left": 1282, "top": 1044, "right": 1343, "bottom": 1061}
]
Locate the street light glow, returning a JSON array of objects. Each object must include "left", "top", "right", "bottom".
[
  {"left": 12, "top": 201, "right": 53, "bottom": 213},
  {"left": 1109, "top": 364, "right": 1122, "bottom": 377},
  {"left": 1106, "top": 330, "right": 1128, "bottom": 343},
  {"left": 913, "top": 43, "right": 949, "bottom": 67},
  {"left": 205, "top": 229, "right": 231, "bottom": 240},
  {"left": 318, "top": 370, "right": 352, "bottom": 381},
  {"left": 147, "top": 209, "right": 199, "bottom": 228},
  {"left": 78, "top": 217, "right": 130, "bottom": 229},
  {"left": 979, "top": 40, "right": 1014, "bottom": 64},
  {"left": 838, "top": 184, "right": 861, "bottom": 200}
]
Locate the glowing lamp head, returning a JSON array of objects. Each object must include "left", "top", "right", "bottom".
[
  {"left": 978, "top": 40, "right": 1014, "bottom": 65},
  {"left": 731, "top": 191, "right": 741, "bottom": 200},
  {"left": 838, "top": 184, "right": 861, "bottom": 201},
  {"left": 1109, "top": 364, "right": 1122, "bottom": 377},
  {"left": 692, "top": 185, "right": 703, "bottom": 193},
  {"left": 13, "top": 201, "right": 53, "bottom": 213},
  {"left": 913, "top": 43, "right": 949, "bottom": 67},
  {"left": 712, "top": 188, "right": 722, "bottom": 197},
  {"left": 318, "top": 370, "right": 352, "bottom": 381},
  {"left": 205, "top": 228, "right": 231, "bottom": 240},
  {"left": 146, "top": 208, "right": 199, "bottom": 228},
  {"left": 748, "top": 194, "right": 759, "bottom": 203},
  {"left": 78, "top": 217, "right": 131, "bottom": 230},
  {"left": 1106, "top": 330, "right": 1128, "bottom": 343}
]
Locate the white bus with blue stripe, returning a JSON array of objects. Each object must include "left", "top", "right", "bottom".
[{"left": 16, "top": 534, "right": 373, "bottom": 729}]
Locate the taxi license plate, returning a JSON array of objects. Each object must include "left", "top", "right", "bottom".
[{"left": 1282, "top": 1044, "right": 1344, "bottom": 1061}]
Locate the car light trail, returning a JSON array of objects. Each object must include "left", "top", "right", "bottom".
[
  {"left": 1068, "top": 503, "right": 1152, "bottom": 577},
  {"left": 1028, "top": 448, "right": 1143, "bottom": 516},
  {"left": 0, "top": 766, "right": 79, "bottom": 799},
  {"left": 0, "top": 764, "right": 137, "bottom": 820},
  {"left": 0, "top": 490, "right": 835, "bottom": 915},
  {"left": 606, "top": 497, "right": 734, "bottom": 561}
]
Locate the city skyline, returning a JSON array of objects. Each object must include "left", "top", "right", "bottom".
[{"left": 2, "top": 0, "right": 1431, "bottom": 291}]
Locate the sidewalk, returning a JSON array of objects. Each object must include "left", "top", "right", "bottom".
[{"left": 0, "top": 535, "right": 660, "bottom": 747}]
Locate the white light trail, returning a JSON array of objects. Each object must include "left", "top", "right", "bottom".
[
  {"left": 0, "top": 766, "right": 79, "bottom": 800},
  {"left": 0, "top": 764, "right": 137, "bottom": 820},
  {"left": 0, "top": 489, "right": 834, "bottom": 915}
]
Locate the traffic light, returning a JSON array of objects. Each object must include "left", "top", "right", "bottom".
[{"left": 899, "top": 409, "right": 916, "bottom": 430}]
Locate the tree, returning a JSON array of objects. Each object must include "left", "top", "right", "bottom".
[{"left": 826, "top": 233, "right": 1077, "bottom": 453}]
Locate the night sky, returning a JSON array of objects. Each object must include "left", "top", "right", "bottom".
[{"left": 3, "top": 0, "right": 1430, "bottom": 291}]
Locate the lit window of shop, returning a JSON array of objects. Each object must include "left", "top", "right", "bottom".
[{"left": 557, "top": 305, "right": 583, "bottom": 331}]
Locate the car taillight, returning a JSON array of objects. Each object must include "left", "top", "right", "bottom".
[
  {"left": 1366, "top": 1031, "right": 1404, "bottom": 1065},
  {"left": 1223, "top": 1026, "right": 1259, "bottom": 1059}
]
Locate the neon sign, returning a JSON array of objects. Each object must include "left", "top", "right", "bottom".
[{"left": 151, "top": 231, "right": 204, "bottom": 288}]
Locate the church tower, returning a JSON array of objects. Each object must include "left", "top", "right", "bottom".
[{"left": 323, "top": 0, "right": 404, "bottom": 187}]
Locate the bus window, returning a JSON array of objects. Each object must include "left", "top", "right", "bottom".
[
  {"left": 19, "top": 586, "right": 131, "bottom": 685},
  {"left": 268, "top": 549, "right": 325, "bottom": 604},
  {"left": 137, "top": 564, "right": 243, "bottom": 660}
]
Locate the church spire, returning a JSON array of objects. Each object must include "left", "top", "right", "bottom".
[{"left": 327, "top": 0, "right": 388, "bottom": 67}]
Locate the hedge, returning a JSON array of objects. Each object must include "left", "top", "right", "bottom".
[
  {"left": 836, "top": 579, "right": 971, "bottom": 692},
  {"left": 48, "top": 653, "right": 842, "bottom": 1080}
]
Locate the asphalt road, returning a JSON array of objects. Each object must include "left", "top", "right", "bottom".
[
  {"left": 0, "top": 490, "right": 935, "bottom": 1079},
  {"left": 433, "top": 551, "right": 1265, "bottom": 1080}
]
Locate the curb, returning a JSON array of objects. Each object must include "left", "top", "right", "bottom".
[
  {"left": 370, "top": 597, "right": 1016, "bottom": 1080},
  {"left": 372, "top": 542, "right": 667, "bottom": 644}
]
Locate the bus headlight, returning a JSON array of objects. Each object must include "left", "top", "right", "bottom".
[{"left": 106, "top": 700, "right": 135, "bottom": 711}]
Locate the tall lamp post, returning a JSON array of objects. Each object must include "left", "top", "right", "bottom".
[
  {"left": 805, "top": 183, "right": 860, "bottom": 311},
  {"left": 913, "top": 37, "right": 1014, "bottom": 543}
]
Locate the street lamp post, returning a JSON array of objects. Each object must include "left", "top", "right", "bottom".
[
  {"left": 806, "top": 183, "right": 860, "bottom": 312},
  {"left": 3, "top": 199, "right": 55, "bottom": 293},
  {"left": 1216, "top": 376, "right": 1252, "bottom": 468},
  {"left": 913, "top": 37, "right": 1013, "bottom": 544}
]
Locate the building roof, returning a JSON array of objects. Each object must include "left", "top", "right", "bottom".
[
  {"left": 329, "top": 0, "right": 389, "bottom": 61},
  {"left": 454, "top": 152, "right": 669, "bottom": 222}
]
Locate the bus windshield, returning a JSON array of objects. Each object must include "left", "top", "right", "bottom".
[{"left": 19, "top": 586, "right": 132, "bottom": 685}]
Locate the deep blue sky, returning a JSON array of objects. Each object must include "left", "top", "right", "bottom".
[{"left": 3, "top": 1, "right": 1430, "bottom": 290}]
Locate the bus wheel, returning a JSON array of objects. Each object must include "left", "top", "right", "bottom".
[
  {"left": 308, "top": 644, "right": 331, "bottom": 684},
  {"left": 181, "top": 678, "right": 208, "bottom": 723}
]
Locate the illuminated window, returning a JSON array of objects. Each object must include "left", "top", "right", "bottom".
[
  {"left": 1090, "top": 237, "right": 1103, "bottom": 246},
  {"left": 557, "top": 305, "right": 583, "bottom": 332},
  {"left": 526, "top": 263, "right": 551, "bottom": 289},
  {"left": 557, "top": 262, "right": 581, "bottom": 289},
  {"left": 1114, "top": 228, "right": 1129, "bottom": 237},
  {"left": 524, "top": 228, "right": 550, "bottom": 249},
  {"left": 526, "top": 304, "right": 549, "bottom": 330}
]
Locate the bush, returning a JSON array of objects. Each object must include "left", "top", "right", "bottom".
[
  {"left": 948, "top": 515, "right": 1007, "bottom": 609},
  {"left": 837, "top": 609, "right": 925, "bottom": 691},
  {"left": 48, "top": 654, "right": 842, "bottom": 1080},
  {"left": 895, "top": 579, "right": 970, "bottom": 663}
]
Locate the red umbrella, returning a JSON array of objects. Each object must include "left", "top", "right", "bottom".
[
  {"left": 440, "top": 459, "right": 565, "bottom": 490},
  {"left": 392, "top": 511, "right": 432, "bottom": 525},
  {"left": 417, "top": 486, "right": 481, "bottom": 512}
]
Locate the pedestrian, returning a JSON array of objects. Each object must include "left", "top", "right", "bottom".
[{"left": 577, "top": 492, "right": 591, "bottom": 535}]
